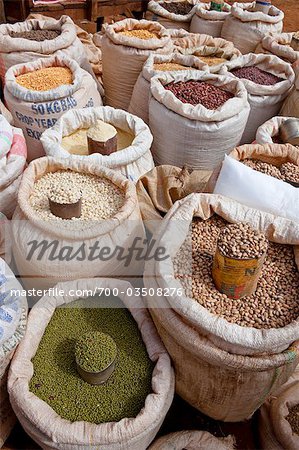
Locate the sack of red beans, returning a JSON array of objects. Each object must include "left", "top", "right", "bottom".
[
  {"left": 149, "top": 70, "right": 250, "bottom": 170},
  {"left": 219, "top": 53, "right": 295, "bottom": 144}
]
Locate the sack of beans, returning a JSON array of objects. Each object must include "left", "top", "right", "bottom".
[
  {"left": 221, "top": 2, "right": 284, "bottom": 55},
  {"left": 149, "top": 70, "right": 249, "bottom": 170},
  {"left": 4, "top": 54, "right": 103, "bottom": 162},
  {"left": 219, "top": 53, "right": 295, "bottom": 144},
  {"left": 0, "top": 116, "right": 27, "bottom": 219},
  {"left": 137, "top": 165, "right": 211, "bottom": 234},
  {"left": 280, "top": 66, "right": 299, "bottom": 117},
  {"left": 255, "top": 116, "right": 298, "bottom": 144},
  {"left": 259, "top": 381, "right": 299, "bottom": 450},
  {"left": 149, "top": 430, "right": 236, "bottom": 450},
  {"left": 101, "top": 19, "right": 173, "bottom": 111},
  {"left": 190, "top": 2, "right": 231, "bottom": 37},
  {"left": 0, "top": 16, "right": 91, "bottom": 82},
  {"left": 8, "top": 277, "right": 174, "bottom": 450},
  {"left": 40, "top": 106, "right": 154, "bottom": 182},
  {"left": 12, "top": 157, "right": 145, "bottom": 290},
  {"left": 128, "top": 53, "right": 208, "bottom": 124},
  {"left": 145, "top": 0, "right": 198, "bottom": 31},
  {"left": 144, "top": 192, "right": 299, "bottom": 421},
  {"left": 255, "top": 32, "right": 299, "bottom": 65},
  {"left": 0, "top": 258, "right": 27, "bottom": 447}
]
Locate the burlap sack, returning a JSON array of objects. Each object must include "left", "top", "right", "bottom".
[
  {"left": 128, "top": 53, "right": 208, "bottom": 124},
  {"left": 12, "top": 157, "right": 145, "bottom": 290},
  {"left": 8, "top": 277, "right": 175, "bottom": 450},
  {"left": 149, "top": 70, "right": 249, "bottom": 169},
  {"left": 221, "top": 2, "right": 284, "bottom": 54},
  {"left": 137, "top": 165, "right": 211, "bottom": 234},
  {"left": 0, "top": 16, "right": 90, "bottom": 82},
  {"left": 143, "top": 193, "right": 299, "bottom": 421},
  {"left": 220, "top": 53, "right": 295, "bottom": 144},
  {"left": 255, "top": 32, "right": 299, "bottom": 65},
  {"left": 40, "top": 106, "right": 154, "bottom": 182},
  {"left": 149, "top": 430, "right": 235, "bottom": 450},
  {"left": 0, "top": 99, "right": 13, "bottom": 124},
  {"left": 280, "top": 65, "right": 299, "bottom": 117},
  {"left": 101, "top": 19, "right": 173, "bottom": 111},
  {"left": 0, "top": 116, "right": 27, "bottom": 219},
  {"left": 190, "top": 2, "right": 231, "bottom": 37},
  {"left": 4, "top": 54, "right": 102, "bottom": 162},
  {"left": 255, "top": 116, "right": 296, "bottom": 144},
  {"left": 145, "top": 0, "right": 198, "bottom": 31}
]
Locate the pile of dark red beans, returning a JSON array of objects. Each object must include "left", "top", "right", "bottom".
[
  {"left": 230, "top": 66, "right": 283, "bottom": 85},
  {"left": 160, "top": 1, "right": 194, "bottom": 15}
]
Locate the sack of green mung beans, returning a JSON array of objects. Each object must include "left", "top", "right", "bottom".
[
  {"left": 145, "top": 0, "right": 198, "bottom": 31},
  {"left": 255, "top": 33, "right": 299, "bottom": 65},
  {"left": 190, "top": 2, "right": 231, "bottom": 37},
  {"left": 149, "top": 430, "right": 236, "bottom": 450},
  {"left": 101, "top": 19, "right": 173, "bottom": 111},
  {"left": 0, "top": 16, "right": 91, "bottom": 82},
  {"left": 128, "top": 53, "right": 208, "bottom": 125},
  {"left": 0, "top": 115, "right": 27, "bottom": 219},
  {"left": 40, "top": 107, "right": 154, "bottom": 183},
  {"left": 255, "top": 116, "right": 298, "bottom": 144},
  {"left": 12, "top": 156, "right": 145, "bottom": 290},
  {"left": 143, "top": 192, "right": 299, "bottom": 421},
  {"left": 219, "top": 53, "right": 295, "bottom": 144},
  {"left": 259, "top": 381, "right": 299, "bottom": 450},
  {"left": 221, "top": 2, "right": 284, "bottom": 55},
  {"left": 4, "top": 54, "right": 102, "bottom": 162},
  {"left": 8, "top": 277, "right": 175, "bottom": 450},
  {"left": 280, "top": 66, "right": 299, "bottom": 118},
  {"left": 149, "top": 70, "right": 250, "bottom": 170}
]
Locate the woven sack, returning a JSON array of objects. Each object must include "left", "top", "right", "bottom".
[
  {"left": 149, "top": 70, "right": 249, "bottom": 170},
  {"left": 149, "top": 430, "right": 235, "bottom": 449},
  {"left": 0, "top": 99, "right": 13, "bottom": 124},
  {"left": 255, "top": 116, "right": 296, "bottom": 144},
  {"left": 0, "top": 16, "right": 91, "bottom": 82},
  {"left": 40, "top": 106, "right": 154, "bottom": 183},
  {"left": 128, "top": 52, "right": 208, "bottom": 124},
  {"left": 219, "top": 53, "right": 295, "bottom": 144},
  {"left": 221, "top": 2, "right": 284, "bottom": 54},
  {"left": 0, "top": 116, "right": 27, "bottom": 219},
  {"left": 101, "top": 19, "right": 173, "bottom": 111},
  {"left": 190, "top": 2, "right": 231, "bottom": 37},
  {"left": 8, "top": 277, "right": 175, "bottom": 450},
  {"left": 12, "top": 157, "right": 145, "bottom": 290},
  {"left": 4, "top": 54, "right": 102, "bottom": 162},
  {"left": 280, "top": 65, "right": 299, "bottom": 117},
  {"left": 255, "top": 32, "right": 299, "bottom": 65},
  {"left": 145, "top": 0, "right": 198, "bottom": 31}
]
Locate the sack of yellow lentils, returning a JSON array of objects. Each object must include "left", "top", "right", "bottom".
[{"left": 4, "top": 53, "right": 102, "bottom": 162}]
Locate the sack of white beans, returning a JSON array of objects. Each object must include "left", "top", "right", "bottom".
[
  {"left": 255, "top": 32, "right": 299, "bottom": 65},
  {"left": 221, "top": 2, "right": 284, "bottom": 54},
  {"left": 144, "top": 192, "right": 299, "bottom": 421},
  {"left": 4, "top": 54, "right": 103, "bottom": 162},
  {"left": 149, "top": 430, "right": 236, "bottom": 450},
  {"left": 149, "top": 70, "right": 249, "bottom": 170},
  {"left": 101, "top": 19, "right": 173, "bottom": 111},
  {"left": 128, "top": 53, "right": 208, "bottom": 124},
  {"left": 40, "top": 106, "right": 154, "bottom": 182},
  {"left": 255, "top": 116, "right": 297, "bottom": 144},
  {"left": 0, "top": 16, "right": 92, "bottom": 82},
  {"left": 12, "top": 157, "right": 145, "bottom": 290},
  {"left": 280, "top": 66, "right": 299, "bottom": 118},
  {"left": 8, "top": 277, "right": 175, "bottom": 450},
  {"left": 0, "top": 115, "right": 27, "bottom": 219},
  {"left": 145, "top": 0, "right": 198, "bottom": 31},
  {"left": 219, "top": 53, "right": 295, "bottom": 144},
  {"left": 190, "top": 2, "right": 231, "bottom": 37}
]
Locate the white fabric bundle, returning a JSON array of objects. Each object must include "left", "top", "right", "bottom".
[{"left": 255, "top": 32, "right": 299, "bottom": 64}]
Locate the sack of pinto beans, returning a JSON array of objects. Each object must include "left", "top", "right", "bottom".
[
  {"left": 40, "top": 106, "right": 154, "bottom": 182},
  {"left": 280, "top": 66, "right": 299, "bottom": 117},
  {"left": 0, "top": 115, "right": 27, "bottom": 219},
  {"left": 219, "top": 53, "right": 295, "bottom": 144},
  {"left": 8, "top": 277, "right": 174, "bottom": 450},
  {"left": 149, "top": 430, "right": 235, "bottom": 450},
  {"left": 128, "top": 53, "right": 208, "bottom": 125},
  {"left": 12, "top": 157, "right": 145, "bottom": 290},
  {"left": 221, "top": 2, "right": 284, "bottom": 54},
  {"left": 145, "top": 0, "right": 198, "bottom": 31},
  {"left": 101, "top": 19, "right": 173, "bottom": 111},
  {"left": 255, "top": 116, "right": 298, "bottom": 144},
  {"left": 190, "top": 2, "right": 231, "bottom": 37},
  {"left": 149, "top": 70, "right": 250, "bottom": 170},
  {"left": 144, "top": 192, "right": 299, "bottom": 421},
  {"left": 0, "top": 16, "right": 91, "bottom": 83},
  {"left": 255, "top": 32, "right": 299, "bottom": 65},
  {"left": 4, "top": 54, "right": 103, "bottom": 162}
]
